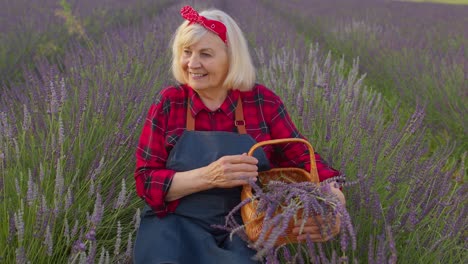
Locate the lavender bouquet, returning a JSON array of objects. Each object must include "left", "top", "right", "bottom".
[{"left": 220, "top": 176, "right": 356, "bottom": 262}]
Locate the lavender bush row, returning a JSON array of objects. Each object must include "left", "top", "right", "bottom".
[
  {"left": 0, "top": 2, "right": 186, "bottom": 262},
  {"left": 255, "top": 44, "right": 466, "bottom": 262},
  {"left": 0, "top": 0, "right": 174, "bottom": 86},
  {"left": 261, "top": 0, "right": 467, "bottom": 158}
]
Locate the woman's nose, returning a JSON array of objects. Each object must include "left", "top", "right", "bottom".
[{"left": 187, "top": 55, "right": 201, "bottom": 68}]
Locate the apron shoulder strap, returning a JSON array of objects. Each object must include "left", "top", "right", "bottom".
[
  {"left": 186, "top": 97, "right": 246, "bottom": 134},
  {"left": 234, "top": 97, "right": 247, "bottom": 134},
  {"left": 186, "top": 98, "right": 195, "bottom": 131}
]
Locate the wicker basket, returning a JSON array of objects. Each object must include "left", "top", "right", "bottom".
[{"left": 240, "top": 138, "right": 320, "bottom": 246}]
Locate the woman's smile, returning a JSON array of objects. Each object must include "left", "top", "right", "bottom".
[{"left": 190, "top": 72, "right": 208, "bottom": 79}]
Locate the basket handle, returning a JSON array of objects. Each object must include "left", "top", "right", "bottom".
[{"left": 247, "top": 138, "right": 319, "bottom": 183}]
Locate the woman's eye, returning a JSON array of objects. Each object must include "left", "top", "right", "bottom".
[
  {"left": 183, "top": 50, "right": 191, "bottom": 55},
  {"left": 201, "top": 53, "right": 211, "bottom": 57}
]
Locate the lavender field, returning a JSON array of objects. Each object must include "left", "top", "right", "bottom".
[{"left": 0, "top": 0, "right": 466, "bottom": 263}]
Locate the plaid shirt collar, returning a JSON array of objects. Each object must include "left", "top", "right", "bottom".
[{"left": 185, "top": 84, "right": 241, "bottom": 119}]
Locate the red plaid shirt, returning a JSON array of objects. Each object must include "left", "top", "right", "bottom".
[{"left": 135, "top": 84, "right": 341, "bottom": 217}]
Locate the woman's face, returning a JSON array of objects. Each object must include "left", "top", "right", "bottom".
[{"left": 180, "top": 32, "right": 229, "bottom": 94}]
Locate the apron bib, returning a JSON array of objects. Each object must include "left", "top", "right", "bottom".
[{"left": 134, "top": 97, "right": 270, "bottom": 264}]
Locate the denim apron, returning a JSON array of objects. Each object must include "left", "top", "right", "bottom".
[{"left": 134, "top": 97, "right": 270, "bottom": 264}]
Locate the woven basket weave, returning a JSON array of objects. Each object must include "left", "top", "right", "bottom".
[{"left": 240, "top": 138, "right": 320, "bottom": 246}]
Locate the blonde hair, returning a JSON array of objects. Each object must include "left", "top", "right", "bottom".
[{"left": 171, "top": 8, "right": 256, "bottom": 91}]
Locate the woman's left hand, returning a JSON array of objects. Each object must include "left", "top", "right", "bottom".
[
  {"left": 292, "top": 213, "right": 341, "bottom": 242},
  {"left": 292, "top": 182, "right": 345, "bottom": 242}
]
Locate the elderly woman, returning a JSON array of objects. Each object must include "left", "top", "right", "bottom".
[{"left": 134, "top": 5, "right": 345, "bottom": 264}]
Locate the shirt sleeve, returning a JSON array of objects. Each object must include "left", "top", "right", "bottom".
[
  {"left": 266, "top": 94, "right": 341, "bottom": 182},
  {"left": 135, "top": 95, "right": 180, "bottom": 217}
]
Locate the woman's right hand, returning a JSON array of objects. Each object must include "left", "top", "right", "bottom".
[{"left": 203, "top": 153, "right": 259, "bottom": 188}]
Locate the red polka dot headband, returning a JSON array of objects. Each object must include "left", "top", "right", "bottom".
[{"left": 180, "top": 5, "right": 228, "bottom": 44}]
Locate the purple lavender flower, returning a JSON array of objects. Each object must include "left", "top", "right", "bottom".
[
  {"left": 8, "top": 212, "right": 16, "bottom": 243},
  {"left": 281, "top": 245, "right": 292, "bottom": 263},
  {"left": 14, "top": 209, "right": 25, "bottom": 243},
  {"left": 59, "top": 77, "right": 67, "bottom": 107},
  {"left": 133, "top": 208, "right": 141, "bottom": 231},
  {"left": 58, "top": 115, "right": 65, "bottom": 147},
  {"left": 22, "top": 104, "right": 31, "bottom": 131},
  {"left": 88, "top": 180, "right": 95, "bottom": 198},
  {"left": 39, "top": 163, "right": 45, "bottom": 183},
  {"left": 48, "top": 80, "right": 59, "bottom": 114},
  {"left": 15, "top": 177, "right": 21, "bottom": 196},
  {"left": 125, "top": 232, "right": 133, "bottom": 259},
  {"left": 54, "top": 158, "right": 64, "bottom": 199},
  {"left": 91, "top": 193, "right": 103, "bottom": 226},
  {"left": 375, "top": 234, "right": 386, "bottom": 264},
  {"left": 90, "top": 157, "right": 105, "bottom": 181},
  {"left": 44, "top": 224, "right": 53, "bottom": 256},
  {"left": 65, "top": 187, "right": 73, "bottom": 209},
  {"left": 26, "top": 169, "right": 37, "bottom": 206},
  {"left": 64, "top": 219, "right": 70, "bottom": 244},
  {"left": 98, "top": 247, "right": 106, "bottom": 264},
  {"left": 85, "top": 228, "right": 96, "bottom": 241},
  {"left": 114, "top": 221, "right": 122, "bottom": 256},
  {"left": 386, "top": 225, "right": 397, "bottom": 264},
  {"left": 15, "top": 246, "right": 27, "bottom": 264},
  {"left": 114, "top": 179, "right": 127, "bottom": 209},
  {"left": 306, "top": 236, "right": 318, "bottom": 262},
  {"left": 71, "top": 219, "right": 79, "bottom": 238},
  {"left": 87, "top": 241, "right": 97, "bottom": 264},
  {"left": 0, "top": 112, "right": 12, "bottom": 139},
  {"left": 317, "top": 243, "right": 329, "bottom": 264},
  {"left": 73, "top": 240, "right": 86, "bottom": 253}
]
